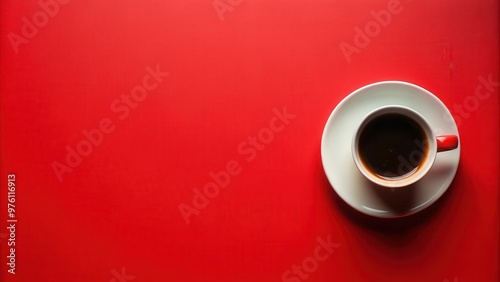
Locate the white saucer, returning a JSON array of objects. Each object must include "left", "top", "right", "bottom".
[{"left": 321, "top": 81, "right": 460, "bottom": 218}]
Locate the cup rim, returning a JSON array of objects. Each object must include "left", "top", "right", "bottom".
[{"left": 351, "top": 105, "right": 437, "bottom": 188}]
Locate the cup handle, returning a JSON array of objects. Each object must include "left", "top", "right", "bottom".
[{"left": 437, "top": 135, "right": 459, "bottom": 152}]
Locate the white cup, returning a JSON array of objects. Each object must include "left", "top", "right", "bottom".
[{"left": 352, "top": 105, "right": 458, "bottom": 188}]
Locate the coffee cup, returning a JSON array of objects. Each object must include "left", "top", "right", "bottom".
[{"left": 352, "top": 105, "right": 458, "bottom": 188}]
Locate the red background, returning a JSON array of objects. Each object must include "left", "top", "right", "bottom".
[{"left": 1, "top": 0, "right": 498, "bottom": 281}]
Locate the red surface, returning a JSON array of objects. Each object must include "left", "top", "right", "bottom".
[{"left": 1, "top": 0, "right": 498, "bottom": 281}]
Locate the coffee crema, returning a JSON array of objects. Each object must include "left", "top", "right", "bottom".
[{"left": 358, "top": 113, "right": 428, "bottom": 179}]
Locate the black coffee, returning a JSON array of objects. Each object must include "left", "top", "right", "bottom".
[{"left": 358, "top": 113, "right": 428, "bottom": 178}]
